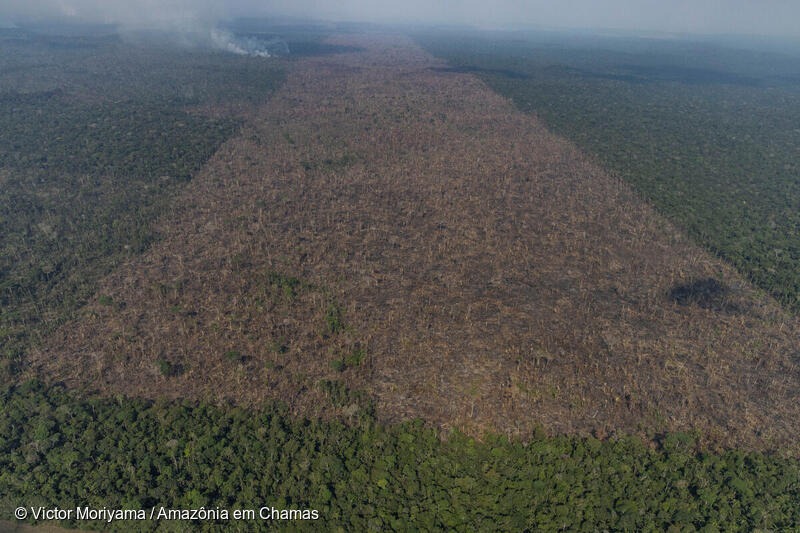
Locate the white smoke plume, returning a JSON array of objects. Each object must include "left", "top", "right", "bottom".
[
  {"left": 210, "top": 28, "right": 289, "bottom": 58},
  {"left": 1, "top": 0, "right": 290, "bottom": 57}
]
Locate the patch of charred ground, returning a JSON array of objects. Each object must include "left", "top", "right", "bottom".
[{"left": 29, "top": 34, "right": 800, "bottom": 452}]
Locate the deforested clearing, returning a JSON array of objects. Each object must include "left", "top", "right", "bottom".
[{"left": 30, "top": 34, "right": 800, "bottom": 452}]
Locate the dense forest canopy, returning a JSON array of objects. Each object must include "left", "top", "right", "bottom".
[{"left": 3, "top": 380, "right": 800, "bottom": 531}]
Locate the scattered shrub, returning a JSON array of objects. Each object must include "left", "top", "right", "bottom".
[
  {"left": 224, "top": 350, "right": 243, "bottom": 363},
  {"left": 324, "top": 302, "right": 345, "bottom": 335}
]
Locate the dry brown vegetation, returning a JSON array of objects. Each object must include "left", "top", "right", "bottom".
[{"left": 29, "top": 34, "right": 800, "bottom": 452}]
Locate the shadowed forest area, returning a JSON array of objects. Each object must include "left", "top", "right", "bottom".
[{"left": 2, "top": 24, "right": 800, "bottom": 530}]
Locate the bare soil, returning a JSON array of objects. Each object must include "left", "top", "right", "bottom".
[{"left": 29, "top": 34, "right": 800, "bottom": 452}]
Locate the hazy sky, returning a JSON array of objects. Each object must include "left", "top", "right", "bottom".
[{"left": 2, "top": 0, "right": 800, "bottom": 39}]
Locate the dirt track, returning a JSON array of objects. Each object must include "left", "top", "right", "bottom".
[{"left": 31, "top": 33, "right": 800, "bottom": 451}]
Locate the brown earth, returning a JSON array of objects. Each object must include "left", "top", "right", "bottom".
[{"left": 29, "top": 33, "right": 800, "bottom": 452}]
